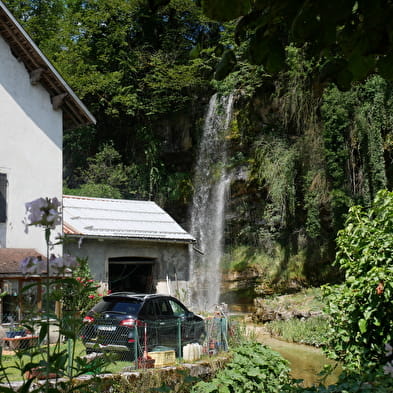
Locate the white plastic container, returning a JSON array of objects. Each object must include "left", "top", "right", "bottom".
[{"left": 183, "top": 343, "right": 202, "bottom": 361}]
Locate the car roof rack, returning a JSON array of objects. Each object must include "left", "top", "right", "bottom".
[{"left": 106, "top": 292, "right": 168, "bottom": 300}]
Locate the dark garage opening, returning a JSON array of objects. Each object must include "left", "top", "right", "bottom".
[{"left": 108, "top": 257, "right": 156, "bottom": 293}]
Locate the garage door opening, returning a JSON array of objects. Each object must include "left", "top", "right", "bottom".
[{"left": 108, "top": 257, "right": 156, "bottom": 294}]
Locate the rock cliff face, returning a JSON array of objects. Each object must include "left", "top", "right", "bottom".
[
  {"left": 220, "top": 264, "right": 308, "bottom": 313},
  {"left": 159, "top": 90, "right": 326, "bottom": 309},
  {"left": 163, "top": 86, "right": 342, "bottom": 307},
  {"left": 220, "top": 269, "right": 260, "bottom": 312}
]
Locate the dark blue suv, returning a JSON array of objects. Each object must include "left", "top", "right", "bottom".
[{"left": 81, "top": 292, "right": 205, "bottom": 357}]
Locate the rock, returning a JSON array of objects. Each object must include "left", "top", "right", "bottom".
[{"left": 251, "top": 299, "right": 323, "bottom": 323}]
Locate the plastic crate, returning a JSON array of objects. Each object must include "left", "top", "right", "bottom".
[{"left": 148, "top": 350, "right": 176, "bottom": 368}]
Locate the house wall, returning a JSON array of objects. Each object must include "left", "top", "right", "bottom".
[
  {"left": 65, "top": 238, "right": 191, "bottom": 301},
  {"left": 0, "top": 35, "right": 63, "bottom": 254}
]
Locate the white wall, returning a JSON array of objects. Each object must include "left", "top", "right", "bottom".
[{"left": 0, "top": 36, "right": 63, "bottom": 255}]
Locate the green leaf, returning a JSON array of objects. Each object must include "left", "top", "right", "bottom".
[{"left": 358, "top": 318, "right": 367, "bottom": 334}]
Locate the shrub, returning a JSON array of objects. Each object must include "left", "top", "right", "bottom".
[
  {"left": 323, "top": 190, "right": 393, "bottom": 374},
  {"left": 265, "top": 316, "right": 329, "bottom": 347},
  {"left": 191, "top": 341, "right": 291, "bottom": 393}
]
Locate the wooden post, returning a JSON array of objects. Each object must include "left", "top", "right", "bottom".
[
  {"left": 37, "top": 281, "right": 42, "bottom": 313},
  {"left": 17, "top": 279, "right": 22, "bottom": 321}
]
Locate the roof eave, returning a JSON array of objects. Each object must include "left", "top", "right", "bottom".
[
  {"left": 64, "top": 233, "right": 196, "bottom": 245},
  {"left": 0, "top": 1, "right": 96, "bottom": 130}
]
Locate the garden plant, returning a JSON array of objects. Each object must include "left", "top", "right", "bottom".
[
  {"left": 323, "top": 190, "right": 393, "bottom": 375},
  {"left": 0, "top": 197, "right": 110, "bottom": 393},
  {"left": 1, "top": 192, "right": 393, "bottom": 393}
]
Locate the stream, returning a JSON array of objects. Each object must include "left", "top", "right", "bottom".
[{"left": 250, "top": 326, "right": 342, "bottom": 387}]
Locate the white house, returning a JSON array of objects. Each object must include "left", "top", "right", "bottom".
[
  {"left": 0, "top": 1, "right": 94, "bottom": 321},
  {"left": 0, "top": 1, "right": 95, "bottom": 255},
  {"left": 63, "top": 195, "right": 195, "bottom": 297}
]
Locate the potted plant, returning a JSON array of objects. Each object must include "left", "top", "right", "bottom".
[{"left": 6, "top": 325, "right": 26, "bottom": 338}]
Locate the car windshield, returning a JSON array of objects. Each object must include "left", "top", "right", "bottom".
[{"left": 92, "top": 299, "right": 142, "bottom": 315}]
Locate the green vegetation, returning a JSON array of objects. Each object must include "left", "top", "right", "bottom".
[
  {"left": 219, "top": 216, "right": 393, "bottom": 393},
  {"left": 323, "top": 189, "right": 393, "bottom": 374},
  {"left": 262, "top": 288, "right": 325, "bottom": 314},
  {"left": 224, "top": 65, "right": 393, "bottom": 290},
  {"left": 257, "top": 288, "right": 328, "bottom": 347},
  {"left": 5, "top": 0, "right": 393, "bottom": 289},
  {"left": 289, "top": 375, "right": 393, "bottom": 393},
  {"left": 3, "top": 3, "right": 393, "bottom": 389},
  {"left": 264, "top": 316, "right": 329, "bottom": 348},
  {"left": 191, "top": 341, "right": 291, "bottom": 393},
  {"left": 202, "top": 0, "right": 393, "bottom": 87},
  {"left": 4, "top": 0, "right": 221, "bottom": 211},
  {"left": 0, "top": 340, "right": 86, "bottom": 382},
  {"left": 0, "top": 340, "right": 155, "bottom": 382}
]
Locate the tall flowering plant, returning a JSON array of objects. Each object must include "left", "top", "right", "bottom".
[
  {"left": 55, "top": 257, "right": 107, "bottom": 316},
  {"left": 0, "top": 197, "right": 109, "bottom": 393},
  {"left": 24, "top": 197, "right": 61, "bottom": 230}
]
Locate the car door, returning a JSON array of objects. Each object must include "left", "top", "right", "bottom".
[
  {"left": 153, "top": 298, "right": 178, "bottom": 348},
  {"left": 167, "top": 298, "right": 202, "bottom": 344},
  {"left": 137, "top": 300, "right": 160, "bottom": 351}
]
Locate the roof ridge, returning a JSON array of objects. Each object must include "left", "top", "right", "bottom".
[{"left": 63, "top": 195, "right": 156, "bottom": 204}]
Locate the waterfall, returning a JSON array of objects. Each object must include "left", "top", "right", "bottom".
[{"left": 189, "top": 93, "right": 234, "bottom": 312}]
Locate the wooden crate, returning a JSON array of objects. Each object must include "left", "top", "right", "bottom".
[{"left": 147, "top": 350, "right": 176, "bottom": 368}]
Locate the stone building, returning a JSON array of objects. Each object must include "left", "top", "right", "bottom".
[{"left": 63, "top": 195, "right": 195, "bottom": 297}]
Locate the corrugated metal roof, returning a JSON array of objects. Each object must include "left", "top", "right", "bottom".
[{"left": 63, "top": 195, "right": 195, "bottom": 243}]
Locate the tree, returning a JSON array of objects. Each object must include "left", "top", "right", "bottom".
[
  {"left": 4, "top": 0, "right": 66, "bottom": 52},
  {"left": 64, "top": 142, "right": 139, "bottom": 199},
  {"left": 201, "top": 0, "right": 393, "bottom": 89},
  {"left": 4, "top": 0, "right": 220, "bottom": 203},
  {"left": 323, "top": 190, "right": 393, "bottom": 373}
]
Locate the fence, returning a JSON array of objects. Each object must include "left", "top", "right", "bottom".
[
  {"left": 1, "top": 313, "right": 18, "bottom": 325},
  {"left": 0, "top": 316, "right": 229, "bottom": 370},
  {"left": 80, "top": 316, "right": 228, "bottom": 365}
]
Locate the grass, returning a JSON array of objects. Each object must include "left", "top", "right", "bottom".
[
  {"left": 0, "top": 340, "right": 136, "bottom": 381},
  {"left": 264, "top": 316, "right": 329, "bottom": 347},
  {"left": 260, "top": 287, "right": 329, "bottom": 347},
  {"left": 222, "top": 245, "right": 308, "bottom": 285},
  {"left": 262, "top": 287, "right": 325, "bottom": 314}
]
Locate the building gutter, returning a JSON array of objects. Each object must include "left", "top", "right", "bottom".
[{"left": 64, "top": 233, "right": 196, "bottom": 245}]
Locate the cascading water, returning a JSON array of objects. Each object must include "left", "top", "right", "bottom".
[{"left": 188, "top": 93, "right": 234, "bottom": 312}]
